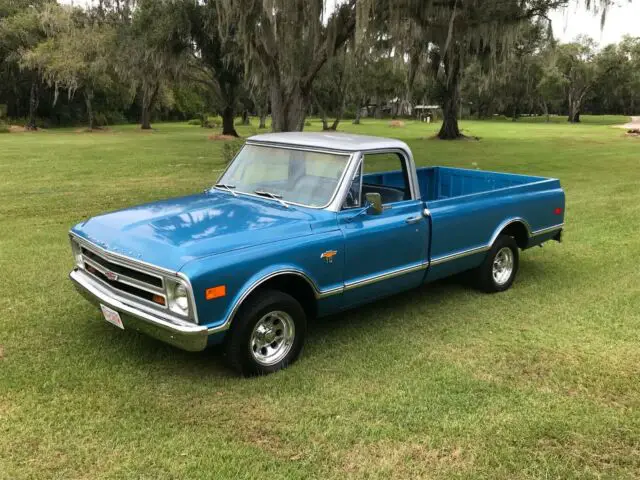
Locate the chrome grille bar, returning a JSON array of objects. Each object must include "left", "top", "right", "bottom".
[
  {"left": 77, "top": 243, "right": 168, "bottom": 310},
  {"left": 81, "top": 255, "right": 165, "bottom": 296}
]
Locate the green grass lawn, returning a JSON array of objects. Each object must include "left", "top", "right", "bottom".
[{"left": 1, "top": 117, "right": 639, "bottom": 479}]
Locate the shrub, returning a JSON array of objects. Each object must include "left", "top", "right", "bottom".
[
  {"left": 189, "top": 114, "right": 223, "bottom": 128},
  {"left": 342, "top": 106, "right": 357, "bottom": 120},
  {"left": 11, "top": 116, "right": 51, "bottom": 129},
  {"left": 0, "top": 122, "right": 9, "bottom": 133},
  {"left": 221, "top": 139, "right": 244, "bottom": 165},
  {"left": 304, "top": 120, "right": 312, "bottom": 127}
]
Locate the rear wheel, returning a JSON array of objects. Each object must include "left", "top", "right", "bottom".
[
  {"left": 224, "top": 290, "right": 306, "bottom": 376},
  {"left": 475, "top": 234, "right": 519, "bottom": 293}
]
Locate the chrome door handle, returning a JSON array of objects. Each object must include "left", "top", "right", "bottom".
[{"left": 405, "top": 216, "right": 422, "bottom": 224}]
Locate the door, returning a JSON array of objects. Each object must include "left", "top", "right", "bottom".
[{"left": 338, "top": 151, "right": 429, "bottom": 307}]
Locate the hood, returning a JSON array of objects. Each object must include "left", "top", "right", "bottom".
[{"left": 71, "top": 191, "right": 318, "bottom": 271}]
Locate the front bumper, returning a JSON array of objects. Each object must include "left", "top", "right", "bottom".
[{"left": 70, "top": 268, "right": 209, "bottom": 351}]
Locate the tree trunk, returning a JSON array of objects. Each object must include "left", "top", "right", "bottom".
[
  {"left": 316, "top": 98, "right": 329, "bottom": 130},
  {"left": 353, "top": 103, "right": 362, "bottom": 125},
  {"left": 141, "top": 84, "right": 160, "bottom": 130},
  {"left": 540, "top": 99, "right": 549, "bottom": 122},
  {"left": 221, "top": 105, "right": 239, "bottom": 137},
  {"left": 567, "top": 92, "right": 583, "bottom": 123},
  {"left": 568, "top": 102, "right": 581, "bottom": 123},
  {"left": 269, "top": 82, "right": 309, "bottom": 132},
  {"left": 437, "top": 66, "right": 462, "bottom": 139},
  {"left": 242, "top": 109, "right": 250, "bottom": 125},
  {"left": 327, "top": 98, "right": 345, "bottom": 131},
  {"left": 26, "top": 80, "right": 39, "bottom": 131},
  {"left": 141, "top": 108, "right": 151, "bottom": 129},
  {"left": 84, "top": 89, "right": 94, "bottom": 130},
  {"left": 436, "top": 48, "right": 464, "bottom": 140},
  {"left": 256, "top": 101, "right": 268, "bottom": 129},
  {"left": 141, "top": 91, "right": 152, "bottom": 130},
  {"left": 439, "top": 95, "right": 461, "bottom": 139}
]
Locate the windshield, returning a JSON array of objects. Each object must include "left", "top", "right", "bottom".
[{"left": 217, "top": 144, "right": 351, "bottom": 207}]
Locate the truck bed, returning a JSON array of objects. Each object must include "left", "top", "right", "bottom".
[
  {"left": 416, "top": 167, "right": 549, "bottom": 201},
  {"left": 363, "top": 166, "right": 564, "bottom": 282},
  {"left": 363, "top": 166, "right": 549, "bottom": 202}
]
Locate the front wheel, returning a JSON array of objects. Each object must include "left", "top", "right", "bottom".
[
  {"left": 475, "top": 234, "right": 519, "bottom": 293},
  {"left": 224, "top": 290, "right": 306, "bottom": 376}
]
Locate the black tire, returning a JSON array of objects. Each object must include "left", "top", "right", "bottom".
[
  {"left": 224, "top": 289, "right": 306, "bottom": 376},
  {"left": 475, "top": 234, "right": 519, "bottom": 293}
]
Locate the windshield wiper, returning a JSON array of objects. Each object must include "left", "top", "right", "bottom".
[
  {"left": 254, "top": 190, "right": 288, "bottom": 208},
  {"left": 214, "top": 183, "right": 237, "bottom": 196}
]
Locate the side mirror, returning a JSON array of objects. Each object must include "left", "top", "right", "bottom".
[{"left": 365, "top": 192, "right": 383, "bottom": 215}]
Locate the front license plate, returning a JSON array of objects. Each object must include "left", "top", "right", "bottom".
[{"left": 100, "top": 304, "right": 124, "bottom": 330}]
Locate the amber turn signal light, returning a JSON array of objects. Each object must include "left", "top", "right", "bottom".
[
  {"left": 152, "top": 294, "right": 166, "bottom": 306},
  {"left": 206, "top": 285, "right": 226, "bottom": 300}
]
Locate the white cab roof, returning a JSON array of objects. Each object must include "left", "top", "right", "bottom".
[{"left": 247, "top": 132, "right": 410, "bottom": 153}]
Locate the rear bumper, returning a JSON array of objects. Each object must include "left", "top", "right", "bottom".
[{"left": 70, "top": 268, "right": 209, "bottom": 351}]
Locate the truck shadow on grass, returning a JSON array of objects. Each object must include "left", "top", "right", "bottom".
[{"left": 82, "top": 261, "right": 553, "bottom": 378}]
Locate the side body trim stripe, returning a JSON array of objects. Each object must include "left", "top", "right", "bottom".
[{"left": 211, "top": 222, "right": 564, "bottom": 334}]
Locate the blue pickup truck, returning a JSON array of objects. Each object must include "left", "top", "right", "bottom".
[{"left": 69, "top": 132, "right": 565, "bottom": 375}]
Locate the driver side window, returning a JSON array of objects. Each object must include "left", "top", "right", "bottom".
[{"left": 342, "top": 152, "right": 411, "bottom": 209}]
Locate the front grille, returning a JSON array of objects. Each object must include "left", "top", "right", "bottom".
[
  {"left": 81, "top": 248, "right": 163, "bottom": 288},
  {"left": 87, "top": 267, "right": 159, "bottom": 303},
  {"left": 78, "top": 244, "right": 166, "bottom": 308}
]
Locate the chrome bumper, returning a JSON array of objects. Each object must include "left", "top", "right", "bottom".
[{"left": 70, "top": 268, "right": 209, "bottom": 352}]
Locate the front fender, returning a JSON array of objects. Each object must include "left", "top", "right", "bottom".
[
  {"left": 180, "top": 230, "right": 345, "bottom": 333},
  {"left": 218, "top": 263, "right": 324, "bottom": 334}
]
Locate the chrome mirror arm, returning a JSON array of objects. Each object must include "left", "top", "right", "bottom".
[{"left": 345, "top": 202, "right": 372, "bottom": 222}]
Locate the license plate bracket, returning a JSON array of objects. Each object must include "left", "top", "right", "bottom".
[{"left": 100, "top": 304, "right": 125, "bottom": 330}]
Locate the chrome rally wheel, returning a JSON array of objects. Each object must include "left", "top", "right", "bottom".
[
  {"left": 492, "top": 247, "right": 515, "bottom": 285},
  {"left": 250, "top": 311, "right": 296, "bottom": 366},
  {"left": 475, "top": 234, "right": 519, "bottom": 293},
  {"left": 225, "top": 289, "right": 307, "bottom": 376}
]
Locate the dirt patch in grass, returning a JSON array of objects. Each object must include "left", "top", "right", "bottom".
[
  {"left": 208, "top": 134, "right": 240, "bottom": 141},
  {"left": 625, "top": 128, "right": 640, "bottom": 137},
  {"left": 8, "top": 125, "right": 42, "bottom": 133},
  {"left": 423, "top": 132, "right": 481, "bottom": 141},
  {"left": 389, "top": 120, "right": 405, "bottom": 128},
  {"left": 195, "top": 399, "right": 292, "bottom": 458},
  {"left": 341, "top": 440, "right": 471, "bottom": 478},
  {"left": 441, "top": 343, "right": 640, "bottom": 408},
  {"left": 74, "top": 127, "right": 112, "bottom": 134},
  {"left": 0, "top": 397, "right": 13, "bottom": 419}
]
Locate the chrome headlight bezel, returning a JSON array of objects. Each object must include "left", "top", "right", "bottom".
[{"left": 70, "top": 239, "right": 84, "bottom": 268}]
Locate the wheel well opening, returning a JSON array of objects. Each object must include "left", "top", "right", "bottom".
[
  {"left": 251, "top": 274, "right": 318, "bottom": 320},
  {"left": 501, "top": 222, "right": 529, "bottom": 249}
]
